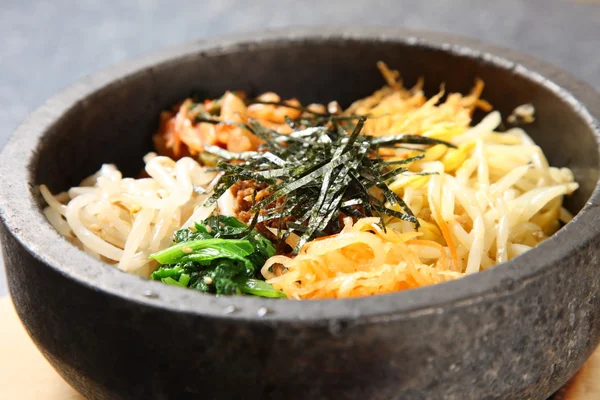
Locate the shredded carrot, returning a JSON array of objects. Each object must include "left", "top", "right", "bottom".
[{"left": 435, "top": 214, "right": 460, "bottom": 272}]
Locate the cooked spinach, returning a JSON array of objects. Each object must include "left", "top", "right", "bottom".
[{"left": 150, "top": 216, "right": 285, "bottom": 298}]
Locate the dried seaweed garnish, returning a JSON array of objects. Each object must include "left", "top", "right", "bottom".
[
  {"left": 204, "top": 116, "right": 452, "bottom": 253},
  {"left": 203, "top": 146, "right": 258, "bottom": 161}
]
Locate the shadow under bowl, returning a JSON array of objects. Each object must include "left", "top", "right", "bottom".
[{"left": 1, "top": 27, "right": 600, "bottom": 400}]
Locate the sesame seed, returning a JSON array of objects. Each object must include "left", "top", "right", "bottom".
[
  {"left": 257, "top": 307, "right": 268, "bottom": 317},
  {"left": 223, "top": 305, "right": 236, "bottom": 314},
  {"left": 327, "top": 101, "right": 341, "bottom": 114},
  {"left": 508, "top": 103, "right": 535, "bottom": 125},
  {"left": 205, "top": 225, "right": 212, "bottom": 233},
  {"left": 514, "top": 103, "right": 535, "bottom": 118},
  {"left": 182, "top": 246, "right": 193, "bottom": 254},
  {"left": 142, "top": 290, "right": 158, "bottom": 299},
  {"left": 90, "top": 224, "right": 101, "bottom": 231},
  {"left": 188, "top": 225, "right": 197, "bottom": 232},
  {"left": 203, "top": 276, "right": 213, "bottom": 284}
]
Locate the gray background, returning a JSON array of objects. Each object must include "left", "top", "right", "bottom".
[{"left": 1, "top": 0, "right": 599, "bottom": 296}]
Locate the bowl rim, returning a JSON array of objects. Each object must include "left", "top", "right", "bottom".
[{"left": 1, "top": 26, "right": 599, "bottom": 323}]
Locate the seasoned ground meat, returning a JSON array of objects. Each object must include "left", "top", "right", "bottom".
[
  {"left": 230, "top": 180, "right": 297, "bottom": 252},
  {"left": 230, "top": 180, "right": 353, "bottom": 253},
  {"left": 231, "top": 179, "right": 352, "bottom": 228},
  {"left": 231, "top": 180, "right": 269, "bottom": 223}
]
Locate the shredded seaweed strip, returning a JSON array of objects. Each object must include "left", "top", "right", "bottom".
[{"left": 204, "top": 115, "right": 454, "bottom": 253}]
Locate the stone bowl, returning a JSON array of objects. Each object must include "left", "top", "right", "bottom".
[{"left": 1, "top": 28, "right": 599, "bottom": 400}]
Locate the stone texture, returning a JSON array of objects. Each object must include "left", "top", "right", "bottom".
[{"left": 1, "top": 29, "right": 599, "bottom": 399}]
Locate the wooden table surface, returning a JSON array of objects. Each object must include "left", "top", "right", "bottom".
[{"left": 0, "top": 296, "right": 598, "bottom": 399}]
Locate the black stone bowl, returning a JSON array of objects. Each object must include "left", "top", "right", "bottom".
[{"left": 1, "top": 28, "right": 599, "bottom": 400}]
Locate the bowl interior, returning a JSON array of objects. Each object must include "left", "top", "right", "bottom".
[{"left": 33, "top": 38, "right": 599, "bottom": 217}]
